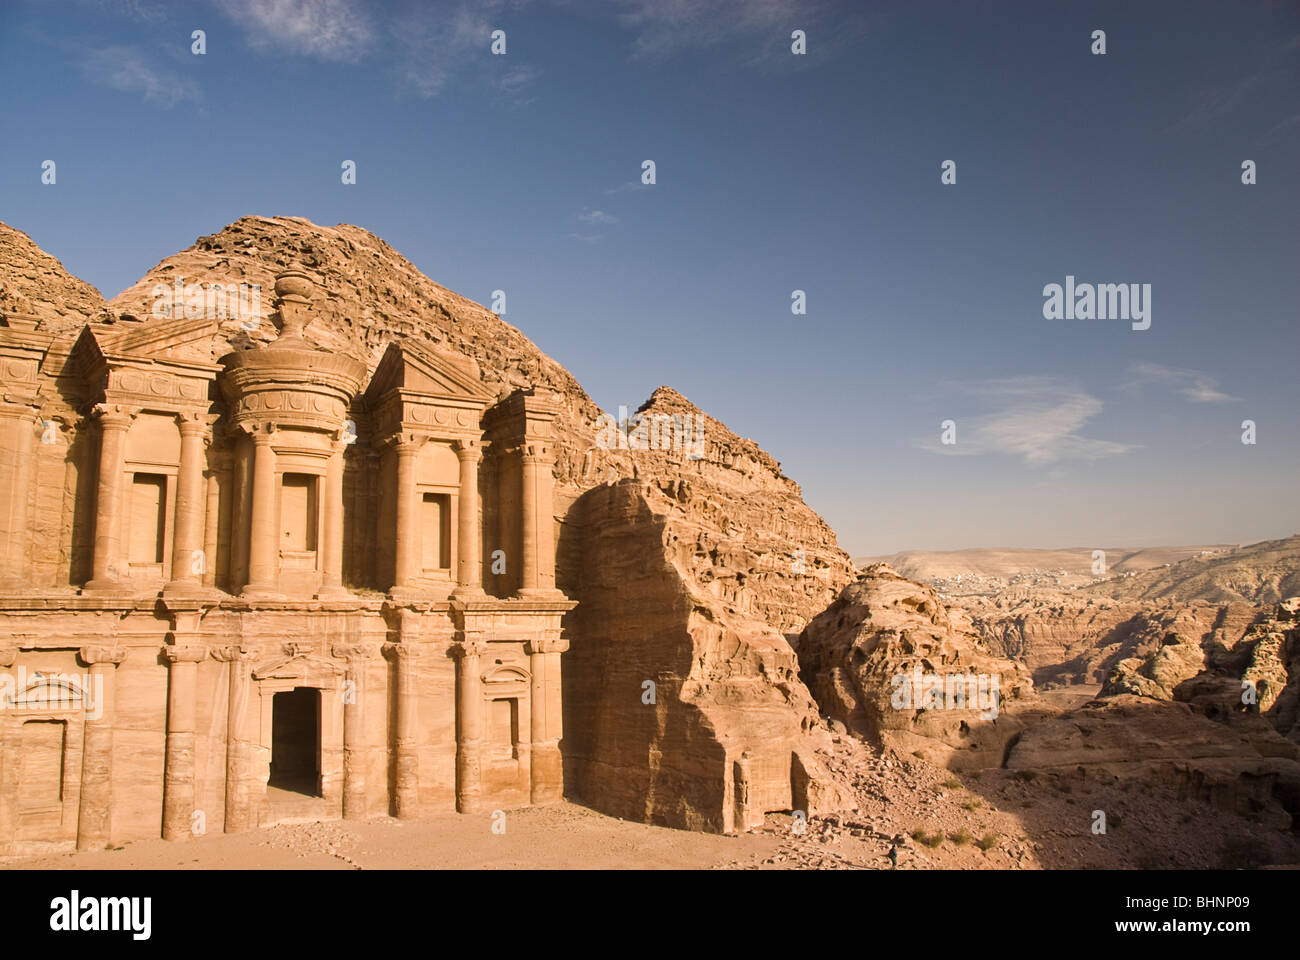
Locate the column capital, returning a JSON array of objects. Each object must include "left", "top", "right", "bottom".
[
  {"left": 0, "top": 645, "right": 18, "bottom": 667},
  {"left": 520, "top": 441, "right": 555, "bottom": 465},
  {"left": 78, "top": 645, "right": 127, "bottom": 667},
  {"left": 454, "top": 638, "right": 489, "bottom": 660},
  {"left": 0, "top": 400, "right": 39, "bottom": 423},
  {"left": 176, "top": 410, "right": 212, "bottom": 437},
  {"left": 91, "top": 402, "right": 140, "bottom": 429},
  {"left": 390, "top": 432, "right": 427, "bottom": 454},
  {"left": 332, "top": 641, "right": 379, "bottom": 661},
  {"left": 383, "top": 641, "right": 423, "bottom": 661},
  {"left": 210, "top": 643, "right": 253, "bottom": 663},
  {"left": 452, "top": 437, "right": 483, "bottom": 460},
  {"left": 163, "top": 644, "right": 207, "bottom": 664},
  {"left": 525, "top": 637, "right": 569, "bottom": 656}
]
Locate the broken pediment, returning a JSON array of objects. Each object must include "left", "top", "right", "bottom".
[{"left": 365, "top": 339, "right": 493, "bottom": 405}]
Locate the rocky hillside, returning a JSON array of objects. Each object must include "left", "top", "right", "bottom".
[
  {"left": 966, "top": 595, "right": 1262, "bottom": 687},
  {"left": 1083, "top": 536, "right": 1300, "bottom": 605},
  {"left": 0, "top": 223, "right": 114, "bottom": 333},
  {"left": 793, "top": 564, "right": 1034, "bottom": 770}
]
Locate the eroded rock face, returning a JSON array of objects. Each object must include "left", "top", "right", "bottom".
[
  {"left": 0, "top": 223, "right": 114, "bottom": 335},
  {"left": 966, "top": 596, "right": 1261, "bottom": 688},
  {"left": 1008, "top": 598, "right": 1300, "bottom": 828},
  {"left": 1101, "top": 632, "right": 1206, "bottom": 701},
  {"left": 794, "top": 564, "right": 1034, "bottom": 770},
  {"left": 561, "top": 389, "right": 856, "bottom": 832},
  {"left": 1005, "top": 695, "right": 1300, "bottom": 830}
]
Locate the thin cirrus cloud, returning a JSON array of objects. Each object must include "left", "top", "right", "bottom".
[
  {"left": 616, "top": 0, "right": 824, "bottom": 61},
  {"left": 1124, "top": 362, "right": 1241, "bottom": 404},
  {"left": 918, "top": 376, "right": 1136, "bottom": 465},
  {"left": 577, "top": 209, "right": 619, "bottom": 225},
  {"left": 80, "top": 44, "right": 200, "bottom": 107},
  {"left": 216, "top": 0, "right": 538, "bottom": 98},
  {"left": 219, "top": 0, "right": 376, "bottom": 63}
]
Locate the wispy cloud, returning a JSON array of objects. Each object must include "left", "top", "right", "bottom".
[
  {"left": 917, "top": 376, "right": 1135, "bottom": 465},
  {"left": 616, "top": 0, "right": 825, "bottom": 62},
  {"left": 80, "top": 44, "right": 199, "bottom": 106},
  {"left": 577, "top": 208, "right": 618, "bottom": 225},
  {"left": 220, "top": 0, "right": 376, "bottom": 63},
  {"left": 390, "top": 1, "right": 540, "bottom": 100},
  {"left": 1124, "top": 362, "right": 1241, "bottom": 404}
]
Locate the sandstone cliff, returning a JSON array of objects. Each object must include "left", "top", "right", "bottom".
[
  {"left": 0, "top": 223, "right": 114, "bottom": 335},
  {"left": 793, "top": 564, "right": 1034, "bottom": 770},
  {"left": 966, "top": 596, "right": 1261, "bottom": 687}
]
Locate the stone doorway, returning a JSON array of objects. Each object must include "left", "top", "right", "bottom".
[{"left": 269, "top": 687, "right": 321, "bottom": 797}]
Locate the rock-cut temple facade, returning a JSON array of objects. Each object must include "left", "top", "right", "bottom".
[{"left": 0, "top": 269, "right": 574, "bottom": 855}]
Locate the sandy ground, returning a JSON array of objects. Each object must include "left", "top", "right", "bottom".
[{"left": 3, "top": 802, "right": 782, "bottom": 871}]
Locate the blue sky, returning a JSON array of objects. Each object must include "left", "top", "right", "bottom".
[{"left": 2, "top": 0, "right": 1297, "bottom": 556}]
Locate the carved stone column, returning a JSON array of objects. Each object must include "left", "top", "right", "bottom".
[
  {"left": 202, "top": 457, "right": 223, "bottom": 589},
  {"left": 212, "top": 644, "right": 253, "bottom": 833},
  {"left": 333, "top": 641, "right": 377, "bottom": 819},
  {"left": 318, "top": 438, "right": 347, "bottom": 598},
  {"left": 84, "top": 404, "right": 137, "bottom": 594},
  {"left": 0, "top": 645, "right": 17, "bottom": 849},
  {"left": 75, "top": 645, "right": 126, "bottom": 851},
  {"left": 451, "top": 439, "right": 483, "bottom": 598},
  {"left": 517, "top": 444, "right": 560, "bottom": 597},
  {"left": 454, "top": 638, "right": 487, "bottom": 813},
  {"left": 0, "top": 402, "right": 38, "bottom": 588},
  {"left": 391, "top": 436, "right": 420, "bottom": 596},
  {"left": 525, "top": 636, "right": 567, "bottom": 804},
  {"left": 243, "top": 427, "right": 278, "bottom": 597},
  {"left": 161, "top": 644, "right": 207, "bottom": 841},
  {"left": 229, "top": 434, "right": 252, "bottom": 592},
  {"left": 165, "top": 412, "right": 209, "bottom": 595},
  {"left": 385, "top": 640, "right": 421, "bottom": 818}
]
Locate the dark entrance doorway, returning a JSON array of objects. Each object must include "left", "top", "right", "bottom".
[{"left": 269, "top": 687, "right": 321, "bottom": 796}]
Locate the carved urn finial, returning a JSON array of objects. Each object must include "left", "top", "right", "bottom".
[{"left": 272, "top": 266, "right": 314, "bottom": 341}]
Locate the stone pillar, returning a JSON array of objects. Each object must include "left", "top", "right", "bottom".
[
  {"left": 161, "top": 644, "right": 206, "bottom": 841},
  {"left": 84, "top": 404, "right": 136, "bottom": 594},
  {"left": 318, "top": 439, "right": 347, "bottom": 598},
  {"left": 75, "top": 645, "right": 125, "bottom": 851},
  {"left": 391, "top": 436, "right": 420, "bottom": 595},
  {"left": 212, "top": 644, "right": 253, "bottom": 833},
  {"left": 229, "top": 435, "right": 252, "bottom": 592},
  {"left": 0, "top": 403, "right": 38, "bottom": 588},
  {"left": 518, "top": 445, "right": 559, "bottom": 597},
  {"left": 732, "top": 751, "right": 759, "bottom": 834},
  {"left": 451, "top": 439, "right": 483, "bottom": 598},
  {"left": 243, "top": 428, "right": 278, "bottom": 597},
  {"left": 386, "top": 640, "right": 421, "bottom": 818},
  {"left": 526, "top": 637, "right": 567, "bottom": 804},
  {"left": 333, "top": 642, "right": 376, "bottom": 819},
  {"left": 202, "top": 461, "right": 221, "bottom": 589},
  {"left": 0, "top": 646, "right": 17, "bottom": 850},
  {"left": 166, "top": 412, "right": 209, "bottom": 595},
  {"left": 454, "top": 638, "right": 487, "bottom": 813},
  {"left": 519, "top": 451, "right": 538, "bottom": 594}
]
